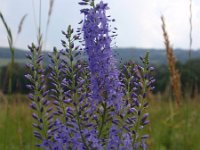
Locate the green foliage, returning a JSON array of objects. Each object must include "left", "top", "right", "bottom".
[
  {"left": 0, "top": 47, "right": 200, "bottom": 95},
  {"left": 154, "top": 59, "right": 200, "bottom": 96},
  {"left": 154, "top": 65, "right": 170, "bottom": 93},
  {"left": 178, "top": 59, "right": 200, "bottom": 97},
  {"left": 0, "top": 63, "right": 29, "bottom": 94}
]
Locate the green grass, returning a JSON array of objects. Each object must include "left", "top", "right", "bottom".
[
  {"left": 147, "top": 99, "right": 200, "bottom": 150},
  {"left": 0, "top": 94, "right": 37, "bottom": 150},
  {"left": 0, "top": 94, "right": 200, "bottom": 150}
]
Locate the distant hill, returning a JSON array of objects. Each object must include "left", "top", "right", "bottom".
[
  {"left": 113, "top": 48, "right": 200, "bottom": 65},
  {"left": 1, "top": 47, "right": 200, "bottom": 67},
  {"left": 0, "top": 47, "right": 50, "bottom": 66}
]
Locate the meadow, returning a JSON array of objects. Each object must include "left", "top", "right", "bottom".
[
  {"left": 0, "top": 94, "right": 200, "bottom": 150},
  {"left": 0, "top": 0, "right": 200, "bottom": 149}
]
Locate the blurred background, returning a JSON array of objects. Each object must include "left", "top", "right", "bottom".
[{"left": 0, "top": 0, "right": 200, "bottom": 150}]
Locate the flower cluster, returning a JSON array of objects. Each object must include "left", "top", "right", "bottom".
[
  {"left": 118, "top": 53, "right": 155, "bottom": 149},
  {"left": 25, "top": 44, "right": 53, "bottom": 145},
  {"left": 25, "top": 0, "right": 155, "bottom": 149},
  {"left": 81, "top": 0, "right": 123, "bottom": 111}
]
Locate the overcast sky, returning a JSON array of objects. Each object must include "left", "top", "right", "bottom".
[{"left": 0, "top": 0, "right": 200, "bottom": 50}]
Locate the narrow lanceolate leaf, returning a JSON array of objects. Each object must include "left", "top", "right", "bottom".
[{"left": 0, "top": 11, "right": 13, "bottom": 45}]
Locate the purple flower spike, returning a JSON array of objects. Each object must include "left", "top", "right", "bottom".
[{"left": 82, "top": 0, "right": 123, "bottom": 111}]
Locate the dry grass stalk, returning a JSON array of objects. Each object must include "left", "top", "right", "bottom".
[
  {"left": 161, "top": 16, "right": 181, "bottom": 107},
  {"left": 189, "top": 0, "right": 193, "bottom": 59},
  {"left": 47, "top": 0, "right": 55, "bottom": 26},
  {"left": 44, "top": 0, "right": 55, "bottom": 50}
]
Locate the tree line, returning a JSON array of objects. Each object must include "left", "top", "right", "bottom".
[{"left": 0, "top": 58, "right": 200, "bottom": 97}]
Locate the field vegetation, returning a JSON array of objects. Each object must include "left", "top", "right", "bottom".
[
  {"left": 0, "top": 94, "right": 200, "bottom": 150},
  {"left": 0, "top": 0, "right": 200, "bottom": 149}
]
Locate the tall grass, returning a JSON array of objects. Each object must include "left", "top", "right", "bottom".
[
  {"left": 32, "top": 0, "right": 55, "bottom": 51},
  {"left": 149, "top": 97, "right": 200, "bottom": 150},
  {"left": 0, "top": 95, "right": 37, "bottom": 150},
  {"left": 161, "top": 16, "right": 182, "bottom": 107},
  {"left": 0, "top": 11, "right": 14, "bottom": 94},
  {"left": 0, "top": 12, "right": 27, "bottom": 94},
  {"left": 0, "top": 13, "right": 27, "bottom": 149}
]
